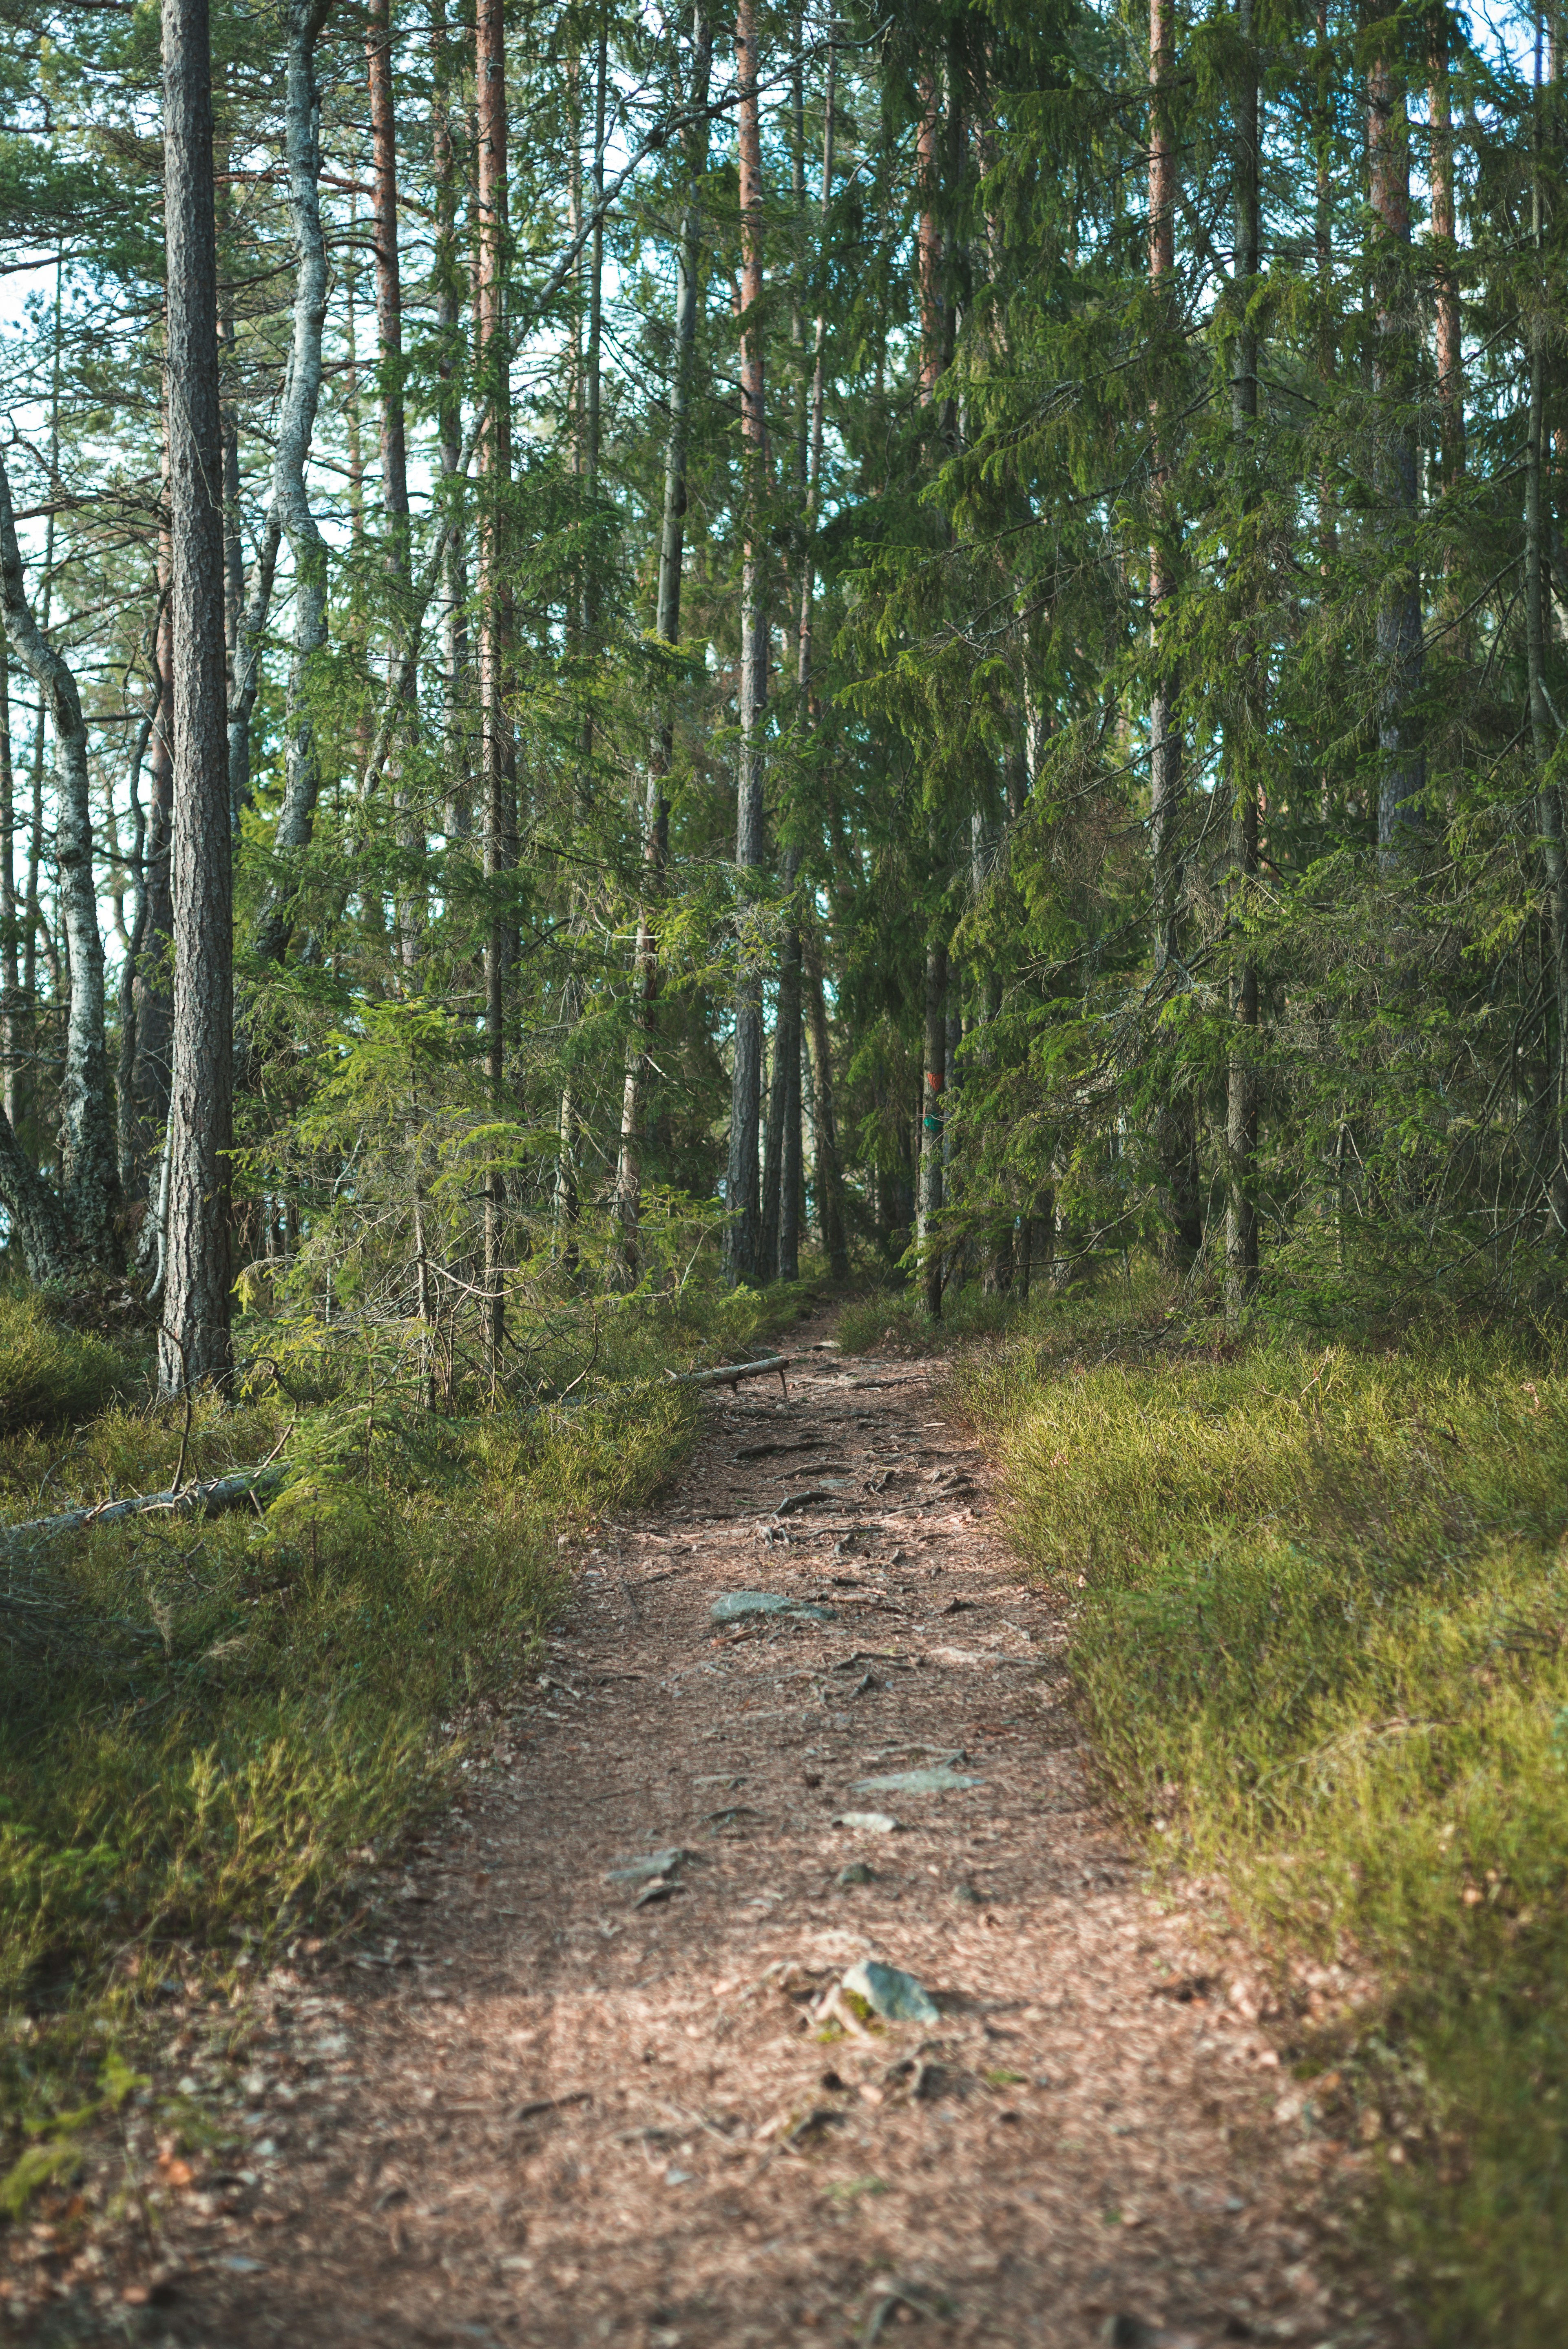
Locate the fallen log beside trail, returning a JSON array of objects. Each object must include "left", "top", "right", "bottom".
[
  {"left": 3, "top": 1464, "right": 290, "bottom": 1552},
  {"left": 668, "top": 1354, "right": 792, "bottom": 1393}
]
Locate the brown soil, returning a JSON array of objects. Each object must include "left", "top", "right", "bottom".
[{"left": 64, "top": 1317, "right": 1386, "bottom": 2349}]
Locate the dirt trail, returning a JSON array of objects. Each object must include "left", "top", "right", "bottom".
[{"left": 144, "top": 1318, "right": 1365, "bottom": 2349}]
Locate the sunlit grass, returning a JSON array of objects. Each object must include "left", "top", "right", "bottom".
[{"left": 958, "top": 1303, "right": 1568, "bottom": 2345}]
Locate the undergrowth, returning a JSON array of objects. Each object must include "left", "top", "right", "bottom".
[
  {"left": 955, "top": 1275, "right": 1568, "bottom": 2347},
  {"left": 0, "top": 1267, "right": 812, "bottom": 2218}
]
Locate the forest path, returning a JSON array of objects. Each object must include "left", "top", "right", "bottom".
[{"left": 158, "top": 1312, "right": 1356, "bottom": 2349}]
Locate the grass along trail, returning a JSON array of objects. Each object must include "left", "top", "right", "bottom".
[{"left": 130, "top": 1314, "right": 1382, "bottom": 2349}]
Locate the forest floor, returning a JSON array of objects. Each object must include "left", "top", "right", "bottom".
[{"left": 66, "top": 1308, "right": 1392, "bottom": 2349}]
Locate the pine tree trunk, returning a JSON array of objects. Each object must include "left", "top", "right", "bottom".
[
  {"left": 613, "top": 0, "right": 712, "bottom": 1290},
  {"left": 1224, "top": 0, "right": 1260, "bottom": 1321},
  {"left": 254, "top": 0, "right": 331, "bottom": 964},
  {"left": 803, "top": 925, "right": 849, "bottom": 1281},
  {"left": 761, "top": 852, "right": 804, "bottom": 1278},
  {"left": 133, "top": 485, "right": 174, "bottom": 1150},
  {"left": 431, "top": 0, "right": 471, "bottom": 842},
  {"left": 478, "top": 0, "right": 517, "bottom": 1361},
  {"left": 1367, "top": 47, "right": 1425, "bottom": 864},
  {"left": 367, "top": 0, "right": 422, "bottom": 971},
  {"left": 159, "top": 0, "right": 234, "bottom": 1390},
  {"left": 1429, "top": 27, "right": 1464, "bottom": 566},
  {"left": 918, "top": 942, "right": 947, "bottom": 1318},
  {"left": 1527, "top": 33, "right": 1568, "bottom": 1236},
  {"left": 1148, "top": 0, "right": 1201, "bottom": 1269},
  {"left": 726, "top": 0, "right": 768, "bottom": 1285},
  {"left": 0, "top": 626, "right": 17, "bottom": 1135}
]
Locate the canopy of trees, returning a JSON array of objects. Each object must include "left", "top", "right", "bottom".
[{"left": 0, "top": 0, "right": 1561, "bottom": 1372}]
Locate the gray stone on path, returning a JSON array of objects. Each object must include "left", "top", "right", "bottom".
[
  {"left": 710, "top": 1591, "right": 839, "bottom": 1623},
  {"left": 840, "top": 1958, "right": 941, "bottom": 2026},
  {"left": 606, "top": 1847, "right": 692, "bottom": 1881},
  {"left": 851, "top": 1766, "right": 984, "bottom": 1795},
  {"left": 832, "top": 1810, "right": 899, "bottom": 1834}
]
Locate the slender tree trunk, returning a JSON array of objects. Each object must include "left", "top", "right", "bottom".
[
  {"left": 554, "top": 19, "right": 607, "bottom": 1269},
  {"left": 615, "top": 1, "right": 713, "bottom": 1285},
  {"left": 220, "top": 328, "right": 242, "bottom": 700},
  {"left": 1148, "top": 0, "right": 1181, "bottom": 983},
  {"left": 228, "top": 509, "right": 281, "bottom": 836},
  {"left": 1315, "top": 0, "right": 1337, "bottom": 571},
  {"left": 478, "top": 0, "right": 517, "bottom": 1360},
  {"left": 116, "top": 657, "right": 160, "bottom": 1194},
  {"left": 134, "top": 475, "right": 175, "bottom": 1149},
  {"left": 0, "top": 627, "right": 16, "bottom": 1136},
  {"left": 253, "top": 0, "right": 332, "bottom": 965},
  {"left": 0, "top": 458, "right": 117, "bottom": 1267},
  {"left": 368, "top": 0, "right": 422, "bottom": 972},
  {"left": 159, "top": 0, "right": 233, "bottom": 1389},
  {"left": 765, "top": 25, "right": 837, "bottom": 1285},
  {"left": 1147, "top": 0, "right": 1201, "bottom": 1268},
  {"left": 797, "top": 32, "right": 835, "bottom": 709},
  {"left": 1367, "top": 41, "right": 1425, "bottom": 863},
  {"left": 918, "top": 943, "right": 947, "bottom": 1317},
  {"left": 432, "top": 0, "right": 471, "bottom": 842},
  {"left": 803, "top": 923, "right": 849, "bottom": 1279},
  {"left": 1224, "top": 0, "right": 1261, "bottom": 1320},
  {"left": 761, "top": 849, "right": 804, "bottom": 1276},
  {"left": 917, "top": 77, "right": 942, "bottom": 407},
  {"left": 1429, "top": 24, "right": 1464, "bottom": 560},
  {"left": 725, "top": 0, "right": 768, "bottom": 1284},
  {"left": 1528, "top": 22, "right": 1568, "bottom": 1235}
]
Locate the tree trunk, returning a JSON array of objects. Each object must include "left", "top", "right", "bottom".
[
  {"left": 253, "top": 0, "right": 331, "bottom": 967},
  {"left": 228, "top": 506, "right": 281, "bottom": 830},
  {"left": 133, "top": 482, "right": 174, "bottom": 1153},
  {"left": 1429, "top": 24, "right": 1464, "bottom": 553},
  {"left": 1224, "top": 0, "right": 1260, "bottom": 1322},
  {"left": 0, "top": 625, "right": 16, "bottom": 1135},
  {"left": 159, "top": 0, "right": 234, "bottom": 1391},
  {"left": 432, "top": 0, "right": 471, "bottom": 841},
  {"left": 1527, "top": 30, "right": 1568, "bottom": 1236},
  {"left": 1367, "top": 43, "right": 1424, "bottom": 864},
  {"left": 1148, "top": 0, "right": 1181, "bottom": 983},
  {"left": 725, "top": 0, "right": 768, "bottom": 1285},
  {"left": 1314, "top": 0, "right": 1337, "bottom": 571},
  {"left": 918, "top": 942, "right": 946, "bottom": 1318},
  {"left": 1147, "top": 0, "right": 1200, "bottom": 1270},
  {"left": 616, "top": 0, "right": 713, "bottom": 1285},
  {"left": 917, "top": 77, "right": 942, "bottom": 407},
  {"left": 761, "top": 853, "right": 804, "bottom": 1278},
  {"left": 478, "top": 0, "right": 517, "bottom": 1362},
  {"left": 116, "top": 654, "right": 161, "bottom": 1194},
  {"left": 368, "top": 0, "right": 422, "bottom": 972},
  {"left": 0, "top": 457, "right": 117, "bottom": 1267},
  {"left": 803, "top": 925, "right": 849, "bottom": 1281}
]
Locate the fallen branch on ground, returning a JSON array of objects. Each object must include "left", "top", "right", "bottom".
[
  {"left": 3, "top": 1464, "right": 291, "bottom": 1551},
  {"left": 667, "top": 1355, "right": 792, "bottom": 1393}
]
